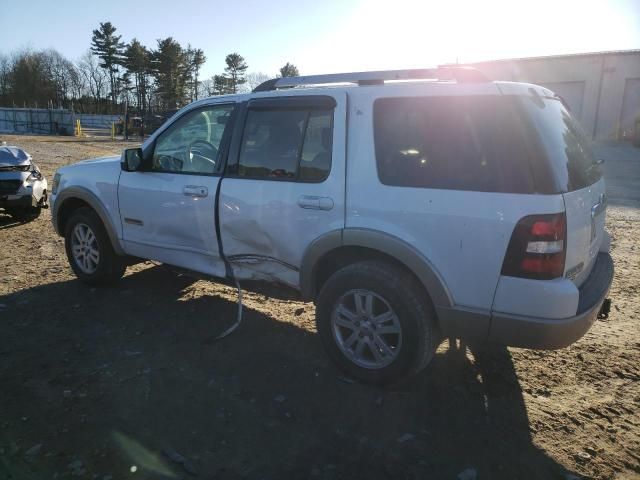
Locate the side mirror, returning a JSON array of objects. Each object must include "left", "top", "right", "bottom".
[{"left": 121, "top": 148, "right": 144, "bottom": 172}]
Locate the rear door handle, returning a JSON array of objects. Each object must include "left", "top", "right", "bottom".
[
  {"left": 183, "top": 185, "right": 208, "bottom": 198},
  {"left": 297, "top": 195, "right": 334, "bottom": 211}
]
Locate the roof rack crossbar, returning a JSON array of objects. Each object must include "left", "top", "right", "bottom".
[{"left": 253, "top": 66, "right": 489, "bottom": 92}]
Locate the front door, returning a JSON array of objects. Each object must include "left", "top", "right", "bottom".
[
  {"left": 118, "top": 103, "right": 235, "bottom": 277},
  {"left": 219, "top": 93, "right": 346, "bottom": 288}
]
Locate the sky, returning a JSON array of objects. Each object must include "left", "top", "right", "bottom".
[{"left": 1, "top": 0, "right": 639, "bottom": 79}]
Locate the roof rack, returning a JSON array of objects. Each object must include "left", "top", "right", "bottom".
[{"left": 253, "top": 65, "right": 490, "bottom": 92}]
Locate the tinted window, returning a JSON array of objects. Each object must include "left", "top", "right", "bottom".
[
  {"left": 516, "top": 94, "right": 601, "bottom": 192},
  {"left": 238, "top": 108, "right": 333, "bottom": 182},
  {"left": 153, "top": 105, "right": 233, "bottom": 174},
  {"left": 374, "top": 96, "right": 536, "bottom": 193},
  {"left": 300, "top": 111, "right": 333, "bottom": 182}
]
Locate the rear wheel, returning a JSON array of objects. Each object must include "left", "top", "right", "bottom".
[
  {"left": 64, "top": 207, "right": 126, "bottom": 285},
  {"left": 316, "top": 261, "right": 439, "bottom": 385}
]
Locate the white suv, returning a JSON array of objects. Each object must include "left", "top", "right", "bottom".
[{"left": 50, "top": 67, "right": 614, "bottom": 385}]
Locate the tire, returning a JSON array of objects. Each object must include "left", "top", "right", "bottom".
[
  {"left": 316, "top": 260, "right": 440, "bottom": 385},
  {"left": 64, "top": 207, "right": 126, "bottom": 285}
]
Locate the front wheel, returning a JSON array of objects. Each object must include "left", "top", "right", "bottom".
[
  {"left": 316, "top": 261, "right": 440, "bottom": 385},
  {"left": 64, "top": 207, "right": 126, "bottom": 285}
]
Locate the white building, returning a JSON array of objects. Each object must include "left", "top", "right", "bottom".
[{"left": 470, "top": 49, "right": 640, "bottom": 140}]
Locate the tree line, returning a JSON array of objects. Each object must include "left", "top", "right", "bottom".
[{"left": 0, "top": 21, "right": 300, "bottom": 114}]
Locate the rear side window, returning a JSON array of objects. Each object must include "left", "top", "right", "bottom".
[
  {"left": 516, "top": 95, "right": 601, "bottom": 192},
  {"left": 374, "top": 96, "right": 537, "bottom": 193},
  {"left": 238, "top": 108, "right": 333, "bottom": 182}
]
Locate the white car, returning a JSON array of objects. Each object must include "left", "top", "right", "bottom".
[
  {"left": 50, "top": 67, "right": 614, "bottom": 384},
  {"left": 0, "top": 145, "right": 48, "bottom": 219}
]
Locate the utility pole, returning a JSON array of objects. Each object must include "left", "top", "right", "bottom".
[{"left": 124, "top": 97, "right": 128, "bottom": 140}]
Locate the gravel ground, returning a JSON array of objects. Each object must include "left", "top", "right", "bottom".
[{"left": 0, "top": 135, "right": 638, "bottom": 480}]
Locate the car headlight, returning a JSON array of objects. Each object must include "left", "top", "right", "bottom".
[
  {"left": 24, "top": 170, "right": 41, "bottom": 185},
  {"left": 52, "top": 173, "right": 61, "bottom": 194}
]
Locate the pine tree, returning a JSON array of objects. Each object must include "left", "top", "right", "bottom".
[
  {"left": 191, "top": 48, "right": 206, "bottom": 100},
  {"left": 223, "top": 53, "right": 248, "bottom": 94},
  {"left": 279, "top": 62, "right": 299, "bottom": 77},
  {"left": 123, "top": 39, "right": 151, "bottom": 113},
  {"left": 212, "top": 74, "right": 232, "bottom": 95},
  {"left": 151, "top": 37, "right": 188, "bottom": 108},
  {"left": 90, "top": 22, "right": 125, "bottom": 105}
]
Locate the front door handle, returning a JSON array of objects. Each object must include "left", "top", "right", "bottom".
[
  {"left": 183, "top": 185, "right": 208, "bottom": 198},
  {"left": 297, "top": 195, "right": 334, "bottom": 211}
]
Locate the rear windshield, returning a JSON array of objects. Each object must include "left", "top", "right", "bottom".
[
  {"left": 516, "top": 93, "right": 602, "bottom": 192},
  {"left": 373, "top": 95, "right": 601, "bottom": 194}
]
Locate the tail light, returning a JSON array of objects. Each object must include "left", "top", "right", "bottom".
[{"left": 501, "top": 213, "right": 566, "bottom": 280}]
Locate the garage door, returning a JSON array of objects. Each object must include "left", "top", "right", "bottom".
[
  {"left": 540, "top": 81, "right": 586, "bottom": 121},
  {"left": 619, "top": 78, "right": 640, "bottom": 138}
]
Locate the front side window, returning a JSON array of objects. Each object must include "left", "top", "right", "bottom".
[
  {"left": 237, "top": 108, "right": 333, "bottom": 182},
  {"left": 152, "top": 104, "right": 234, "bottom": 174}
]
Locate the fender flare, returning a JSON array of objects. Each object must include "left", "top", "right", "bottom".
[
  {"left": 52, "top": 186, "right": 125, "bottom": 255},
  {"left": 299, "top": 228, "right": 453, "bottom": 308}
]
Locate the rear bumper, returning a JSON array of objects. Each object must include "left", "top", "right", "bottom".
[{"left": 488, "top": 252, "right": 614, "bottom": 349}]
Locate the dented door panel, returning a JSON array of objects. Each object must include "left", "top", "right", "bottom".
[
  {"left": 219, "top": 180, "right": 344, "bottom": 287},
  {"left": 219, "top": 91, "right": 347, "bottom": 287}
]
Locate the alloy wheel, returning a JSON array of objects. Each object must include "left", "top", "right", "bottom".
[
  {"left": 71, "top": 222, "right": 100, "bottom": 274},
  {"left": 331, "top": 289, "right": 403, "bottom": 369}
]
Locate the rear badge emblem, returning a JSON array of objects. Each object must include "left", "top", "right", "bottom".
[{"left": 565, "top": 262, "right": 584, "bottom": 280}]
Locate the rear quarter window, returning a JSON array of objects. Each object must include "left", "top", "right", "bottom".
[
  {"left": 516, "top": 94, "right": 602, "bottom": 192},
  {"left": 373, "top": 96, "right": 537, "bottom": 194}
]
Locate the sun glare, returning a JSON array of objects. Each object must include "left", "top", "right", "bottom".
[{"left": 298, "top": 0, "right": 636, "bottom": 73}]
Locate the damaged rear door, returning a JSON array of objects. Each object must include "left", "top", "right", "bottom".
[{"left": 219, "top": 93, "right": 346, "bottom": 287}]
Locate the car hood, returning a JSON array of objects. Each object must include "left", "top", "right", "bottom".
[
  {"left": 55, "top": 154, "right": 121, "bottom": 191},
  {"left": 0, "top": 170, "right": 30, "bottom": 181},
  {"left": 77, "top": 155, "right": 121, "bottom": 166},
  {"left": 0, "top": 146, "right": 31, "bottom": 170}
]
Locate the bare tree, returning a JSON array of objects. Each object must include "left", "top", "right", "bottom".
[
  {"left": 200, "top": 78, "right": 214, "bottom": 97},
  {"left": 41, "top": 49, "right": 78, "bottom": 108},
  {"left": 77, "top": 50, "right": 109, "bottom": 113},
  {"left": 78, "top": 50, "right": 108, "bottom": 110},
  {"left": 0, "top": 53, "right": 11, "bottom": 105},
  {"left": 68, "top": 65, "right": 87, "bottom": 111},
  {"left": 244, "top": 72, "right": 271, "bottom": 92}
]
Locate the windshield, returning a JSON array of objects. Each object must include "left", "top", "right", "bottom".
[{"left": 515, "top": 94, "right": 602, "bottom": 192}]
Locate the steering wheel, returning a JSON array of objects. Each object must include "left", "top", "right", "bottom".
[
  {"left": 156, "top": 154, "right": 183, "bottom": 171},
  {"left": 188, "top": 140, "right": 218, "bottom": 168}
]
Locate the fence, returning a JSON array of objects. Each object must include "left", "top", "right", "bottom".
[
  {"left": 0, "top": 108, "right": 76, "bottom": 135},
  {"left": 77, "top": 114, "right": 120, "bottom": 129},
  {"left": 77, "top": 113, "right": 121, "bottom": 137},
  {"left": 0, "top": 108, "right": 124, "bottom": 137}
]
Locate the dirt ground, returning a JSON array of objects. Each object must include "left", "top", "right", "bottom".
[{"left": 0, "top": 134, "right": 638, "bottom": 480}]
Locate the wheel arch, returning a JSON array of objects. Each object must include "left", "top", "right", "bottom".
[
  {"left": 53, "top": 187, "right": 124, "bottom": 255},
  {"left": 300, "top": 228, "right": 453, "bottom": 308}
]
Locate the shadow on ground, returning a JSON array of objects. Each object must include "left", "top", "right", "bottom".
[
  {"left": 0, "top": 266, "right": 576, "bottom": 479},
  {"left": 0, "top": 211, "right": 39, "bottom": 230}
]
